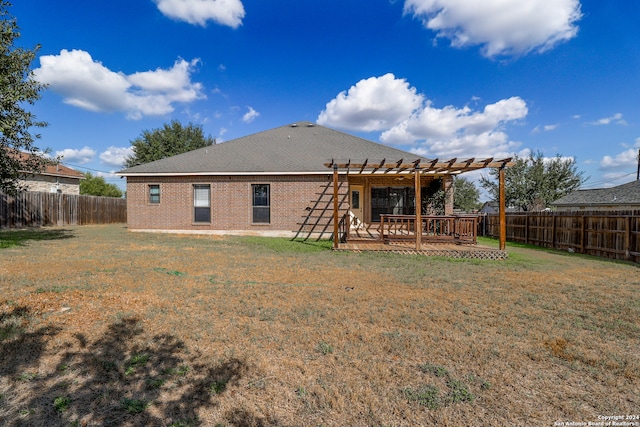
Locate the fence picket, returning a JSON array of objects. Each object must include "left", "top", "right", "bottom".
[
  {"left": 0, "top": 191, "right": 126, "bottom": 228},
  {"left": 480, "top": 211, "right": 640, "bottom": 263}
]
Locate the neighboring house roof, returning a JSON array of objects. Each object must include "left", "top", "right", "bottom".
[
  {"left": 10, "top": 150, "right": 84, "bottom": 179},
  {"left": 552, "top": 180, "right": 640, "bottom": 207},
  {"left": 479, "top": 201, "right": 523, "bottom": 213},
  {"left": 118, "top": 121, "right": 427, "bottom": 176},
  {"left": 39, "top": 162, "right": 84, "bottom": 179}
]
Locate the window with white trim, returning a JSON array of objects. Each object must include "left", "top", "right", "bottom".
[
  {"left": 148, "top": 185, "right": 160, "bottom": 204},
  {"left": 193, "top": 184, "right": 211, "bottom": 223},
  {"left": 252, "top": 184, "right": 270, "bottom": 223}
]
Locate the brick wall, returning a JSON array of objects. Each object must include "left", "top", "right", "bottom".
[{"left": 126, "top": 174, "right": 346, "bottom": 235}]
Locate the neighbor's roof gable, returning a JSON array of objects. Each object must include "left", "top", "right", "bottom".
[
  {"left": 553, "top": 180, "right": 640, "bottom": 206},
  {"left": 118, "top": 121, "right": 426, "bottom": 175},
  {"left": 9, "top": 150, "right": 84, "bottom": 179}
]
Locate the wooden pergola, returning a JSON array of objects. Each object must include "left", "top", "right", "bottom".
[{"left": 325, "top": 157, "right": 514, "bottom": 251}]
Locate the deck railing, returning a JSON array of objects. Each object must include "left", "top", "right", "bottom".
[{"left": 379, "top": 214, "right": 477, "bottom": 244}]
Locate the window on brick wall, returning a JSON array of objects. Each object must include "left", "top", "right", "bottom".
[
  {"left": 193, "top": 184, "right": 211, "bottom": 223},
  {"left": 148, "top": 185, "right": 160, "bottom": 204},
  {"left": 252, "top": 184, "right": 270, "bottom": 223}
]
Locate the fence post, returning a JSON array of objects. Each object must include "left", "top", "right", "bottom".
[
  {"left": 551, "top": 213, "right": 556, "bottom": 249},
  {"left": 625, "top": 216, "right": 631, "bottom": 260},
  {"left": 499, "top": 167, "right": 506, "bottom": 250},
  {"left": 580, "top": 215, "right": 586, "bottom": 254}
]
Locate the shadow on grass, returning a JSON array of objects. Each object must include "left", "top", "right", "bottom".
[
  {"left": 0, "top": 312, "right": 283, "bottom": 426},
  {"left": 0, "top": 306, "right": 61, "bottom": 378},
  {"left": 0, "top": 228, "right": 75, "bottom": 249}
]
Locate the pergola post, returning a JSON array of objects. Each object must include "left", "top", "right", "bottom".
[
  {"left": 499, "top": 166, "right": 506, "bottom": 251},
  {"left": 333, "top": 163, "right": 339, "bottom": 250},
  {"left": 414, "top": 166, "right": 422, "bottom": 251}
]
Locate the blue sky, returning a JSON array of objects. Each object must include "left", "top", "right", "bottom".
[{"left": 13, "top": 0, "right": 640, "bottom": 196}]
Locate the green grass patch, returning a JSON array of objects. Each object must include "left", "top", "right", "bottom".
[
  {"left": 403, "top": 385, "right": 442, "bottom": 409},
  {"left": 163, "top": 365, "right": 190, "bottom": 376},
  {"left": 53, "top": 396, "right": 71, "bottom": 413},
  {"left": 445, "top": 378, "right": 474, "bottom": 404},
  {"left": 317, "top": 341, "right": 334, "bottom": 355},
  {"left": 35, "top": 285, "right": 68, "bottom": 294},
  {"left": 147, "top": 378, "right": 166, "bottom": 389},
  {"left": 125, "top": 353, "right": 149, "bottom": 376},
  {"left": 154, "top": 268, "right": 186, "bottom": 276},
  {"left": 418, "top": 362, "right": 449, "bottom": 378},
  {"left": 233, "top": 236, "right": 333, "bottom": 253},
  {"left": 408, "top": 363, "right": 478, "bottom": 409},
  {"left": 121, "top": 398, "right": 149, "bottom": 414},
  {"left": 17, "top": 372, "right": 38, "bottom": 381},
  {"left": 0, "top": 228, "right": 74, "bottom": 249},
  {"left": 209, "top": 380, "right": 227, "bottom": 395}
]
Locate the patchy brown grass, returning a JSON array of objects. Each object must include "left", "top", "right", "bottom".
[{"left": 0, "top": 225, "right": 638, "bottom": 426}]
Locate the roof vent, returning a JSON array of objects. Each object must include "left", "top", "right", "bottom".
[
  {"left": 291, "top": 123, "right": 298, "bottom": 127},
  {"left": 307, "top": 123, "right": 315, "bottom": 127}
]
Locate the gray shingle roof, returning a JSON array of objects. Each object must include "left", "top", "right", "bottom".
[
  {"left": 552, "top": 180, "right": 640, "bottom": 206},
  {"left": 118, "top": 121, "right": 427, "bottom": 175}
]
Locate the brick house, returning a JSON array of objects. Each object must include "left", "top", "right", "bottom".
[{"left": 118, "top": 121, "right": 511, "bottom": 242}]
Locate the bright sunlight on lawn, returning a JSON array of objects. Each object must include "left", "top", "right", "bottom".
[{"left": 0, "top": 225, "right": 638, "bottom": 426}]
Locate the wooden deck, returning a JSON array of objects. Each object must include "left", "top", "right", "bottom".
[{"left": 337, "top": 237, "right": 508, "bottom": 259}]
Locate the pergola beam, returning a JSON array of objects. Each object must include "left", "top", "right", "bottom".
[
  {"left": 370, "top": 159, "right": 385, "bottom": 174},
  {"left": 385, "top": 158, "right": 403, "bottom": 174},
  {"left": 324, "top": 158, "right": 513, "bottom": 174},
  {"left": 358, "top": 159, "right": 369, "bottom": 174}
]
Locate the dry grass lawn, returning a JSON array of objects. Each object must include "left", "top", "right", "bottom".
[{"left": 0, "top": 225, "right": 638, "bottom": 426}]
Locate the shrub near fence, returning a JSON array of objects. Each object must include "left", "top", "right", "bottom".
[
  {"left": 0, "top": 191, "right": 126, "bottom": 228},
  {"left": 480, "top": 211, "right": 640, "bottom": 263}
]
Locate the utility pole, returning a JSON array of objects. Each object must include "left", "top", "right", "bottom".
[{"left": 637, "top": 148, "right": 640, "bottom": 181}]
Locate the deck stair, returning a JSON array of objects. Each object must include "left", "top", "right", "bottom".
[{"left": 293, "top": 181, "right": 348, "bottom": 241}]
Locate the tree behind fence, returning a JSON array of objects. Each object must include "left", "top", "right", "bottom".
[
  {"left": 0, "top": 191, "right": 126, "bottom": 228},
  {"left": 480, "top": 211, "right": 640, "bottom": 263}
]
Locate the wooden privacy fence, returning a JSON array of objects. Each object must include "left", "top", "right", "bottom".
[
  {"left": 0, "top": 191, "right": 127, "bottom": 228},
  {"left": 481, "top": 211, "right": 640, "bottom": 263}
]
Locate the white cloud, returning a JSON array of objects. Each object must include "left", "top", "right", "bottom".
[
  {"left": 404, "top": 0, "right": 582, "bottom": 57},
  {"left": 532, "top": 123, "right": 558, "bottom": 133},
  {"left": 317, "top": 73, "right": 424, "bottom": 132},
  {"left": 96, "top": 171, "right": 120, "bottom": 180},
  {"left": 34, "top": 49, "right": 205, "bottom": 120},
  {"left": 153, "top": 0, "right": 245, "bottom": 28},
  {"left": 100, "top": 146, "right": 134, "bottom": 167},
  {"left": 381, "top": 96, "right": 528, "bottom": 158},
  {"left": 55, "top": 146, "right": 96, "bottom": 164},
  {"left": 600, "top": 138, "right": 640, "bottom": 170},
  {"left": 318, "top": 74, "right": 527, "bottom": 159},
  {"left": 590, "top": 112, "right": 626, "bottom": 126},
  {"left": 242, "top": 106, "right": 260, "bottom": 123}
]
